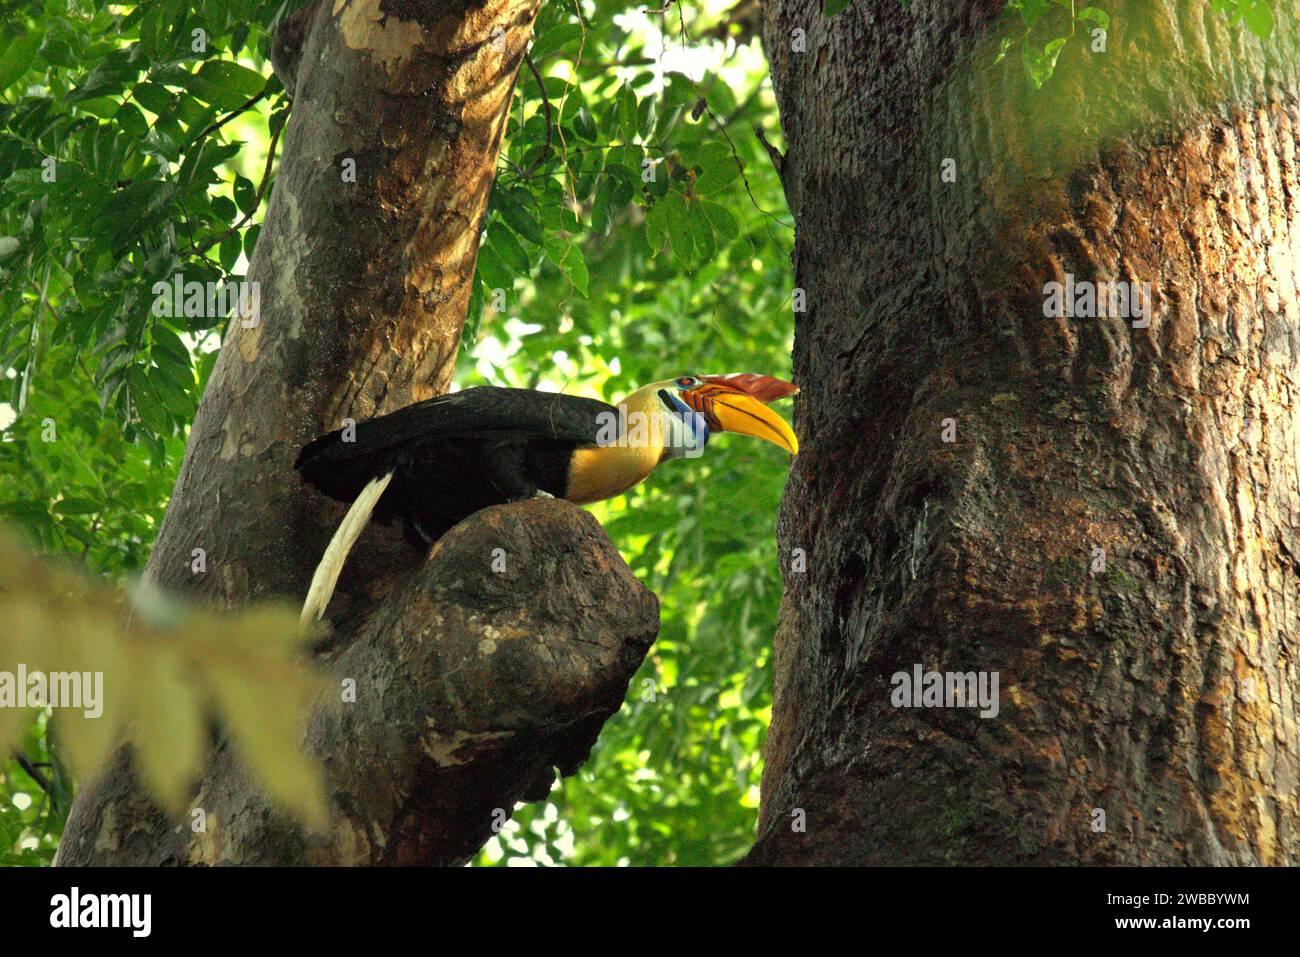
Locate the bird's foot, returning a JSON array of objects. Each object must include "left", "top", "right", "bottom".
[{"left": 533, "top": 489, "right": 554, "bottom": 499}]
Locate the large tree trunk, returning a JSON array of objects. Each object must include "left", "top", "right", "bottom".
[
  {"left": 57, "top": 0, "right": 659, "bottom": 866},
  {"left": 750, "top": 0, "right": 1300, "bottom": 865}
]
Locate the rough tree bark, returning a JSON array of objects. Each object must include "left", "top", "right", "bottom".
[
  {"left": 750, "top": 0, "right": 1300, "bottom": 865},
  {"left": 57, "top": 0, "right": 658, "bottom": 866}
]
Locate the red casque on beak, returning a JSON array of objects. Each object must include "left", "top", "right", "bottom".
[
  {"left": 698, "top": 374, "right": 799, "bottom": 403},
  {"left": 682, "top": 374, "right": 799, "bottom": 455}
]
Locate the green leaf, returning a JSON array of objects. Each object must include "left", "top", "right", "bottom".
[
  {"left": 1022, "top": 34, "right": 1068, "bottom": 89},
  {"left": 1075, "top": 6, "right": 1110, "bottom": 30},
  {"left": 53, "top": 497, "right": 101, "bottom": 516},
  {"left": 605, "top": 164, "right": 636, "bottom": 207},
  {"left": 699, "top": 200, "right": 739, "bottom": 242},
  {"left": 152, "top": 349, "right": 194, "bottom": 392},
  {"left": 150, "top": 326, "right": 190, "bottom": 367},
  {"left": 116, "top": 102, "right": 149, "bottom": 139},
  {"left": 822, "top": 0, "right": 852, "bottom": 15},
  {"left": 219, "top": 233, "right": 241, "bottom": 271},
  {"left": 128, "top": 367, "right": 168, "bottom": 434},
  {"left": 475, "top": 241, "right": 513, "bottom": 295},
  {"left": 607, "top": 144, "right": 642, "bottom": 178},
  {"left": 645, "top": 200, "right": 668, "bottom": 253},
  {"left": 592, "top": 179, "right": 613, "bottom": 235},
  {"left": 495, "top": 191, "right": 544, "bottom": 245},
  {"left": 694, "top": 144, "right": 739, "bottom": 195},
  {"left": 206, "top": 653, "right": 330, "bottom": 831},
  {"left": 1017, "top": 0, "right": 1050, "bottom": 26},
  {"left": 686, "top": 201, "right": 715, "bottom": 264},
  {"left": 195, "top": 60, "right": 265, "bottom": 98},
  {"left": 163, "top": 62, "right": 263, "bottom": 111},
  {"left": 530, "top": 22, "right": 582, "bottom": 61},
  {"left": 212, "top": 195, "right": 238, "bottom": 223},
  {"left": 463, "top": 277, "right": 484, "bottom": 344},
  {"left": 1240, "top": 0, "right": 1275, "bottom": 37},
  {"left": 139, "top": 1, "right": 162, "bottom": 59},
  {"left": 152, "top": 367, "right": 192, "bottom": 417},
  {"left": 489, "top": 226, "right": 531, "bottom": 273},
  {"left": 129, "top": 653, "right": 205, "bottom": 812},
  {"left": 40, "top": 36, "right": 77, "bottom": 69},
  {"left": 233, "top": 175, "right": 257, "bottom": 215},
  {"left": 573, "top": 106, "right": 598, "bottom": 141},
  {"left": 269, "top": 107, "right": 289, "bottom": 137},
  {"left": 543, "top": 237, "right": 589, "bottom": 296},
  {"left": 0, "top": 32, "right": 44, "bottom": 90},
  {"left": 663, "top": 193, "right": 694, "bottom": 264},
  {"left": 132, "top": 81, "right": 175, "bottom": 115},
  {"left": 638, "top": 92, "right": 657, "bottom": 140},
  {"left": 618, "top": 83, "right": 639, "bottom": 143}
]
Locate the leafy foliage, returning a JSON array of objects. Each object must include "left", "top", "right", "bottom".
[
  {"left": 0, "top": 525, "right": 330, "bottom": 847},
  {"left": 1214, "top": 0, "right": 1278, "bottom": 37},
  {"left": 996, "top": 1, "right": 1276, "bottom": 89},
  {"left": 0, "top": 712, "right": 65, "bottom": 866},
  {"left": 0, "top": 0, "right": 286, "bottom": 454},
  {"left": 459, "top": 0, "right": 792, "bottom": 865},
  {"left": 0, "top": 0, "right": 294, "bottom": 862},
  {"left": 995, "top": 1, "right": 1112, "bottom": 89}
]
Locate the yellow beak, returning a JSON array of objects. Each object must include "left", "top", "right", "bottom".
[{"left": 707, "top": 391, "right": 799, "bottom": 455}]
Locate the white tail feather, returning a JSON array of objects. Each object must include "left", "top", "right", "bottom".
[{"left": 300, "top": 471, "right": 394, "bottom": 625}]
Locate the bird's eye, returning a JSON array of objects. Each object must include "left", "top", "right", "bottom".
[{"left": 677, "top": 376, "right": 700, "bottom": 389}]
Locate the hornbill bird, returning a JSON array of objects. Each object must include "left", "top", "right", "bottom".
[{"left": 294, "top": 373, "right": 798, "bottom": 622}]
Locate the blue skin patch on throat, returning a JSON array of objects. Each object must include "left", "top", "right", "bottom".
[{"left": 658, "top": 389, "right": 710, "bottom": 460}]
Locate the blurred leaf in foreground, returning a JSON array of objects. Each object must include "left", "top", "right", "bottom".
[{"left": 0, "top": 525, "right": 329, "bottom": 829}]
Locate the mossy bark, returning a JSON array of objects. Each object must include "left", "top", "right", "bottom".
[{"left": 751, "top": 0, "right": 1300, "bottom": 865}]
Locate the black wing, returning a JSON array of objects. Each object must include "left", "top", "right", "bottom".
[{"left": 295, "top": 386, "right": 616, "bottom": 505}]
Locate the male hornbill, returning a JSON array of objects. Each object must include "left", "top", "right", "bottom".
[{"left": 295, "top": 373, "right": 798, "bottom": 622}]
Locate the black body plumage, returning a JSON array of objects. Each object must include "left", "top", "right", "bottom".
[{"left": 295, "top": 386, "right": 616, "bottom": 545}]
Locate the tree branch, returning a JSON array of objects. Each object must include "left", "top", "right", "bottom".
[
  {"left": 9, "top": 750, "right": 56, "bottom": 809},
  {"left": 58, "top": 501, "right": 658, "bottom": 865},
  {"left": 55, "top": 0, "right": 658, "bottom": 869},
  {"left": 182, "top": 117, "right": 283, "bottom": 260},
  {"left": 194, "top": 86, "right": 271, "bottom": 144},
  {"left": 523, "top": 51, "right": 554, "bottom": 178},
  {"left": 754, "top": 125, "right": 785, "bottom": 185}
]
